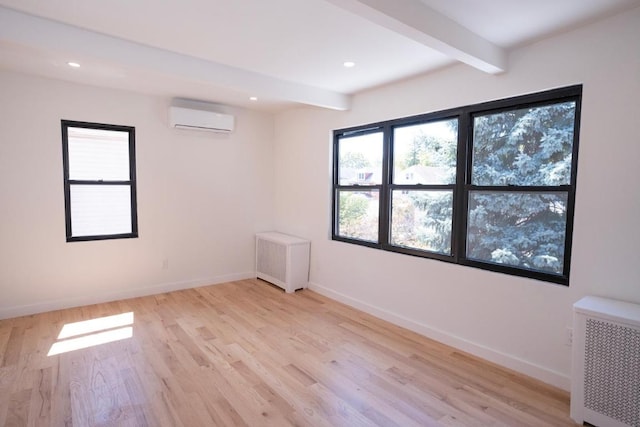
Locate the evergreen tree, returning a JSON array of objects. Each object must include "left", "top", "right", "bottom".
[
  {"left": 392, "top": 121, "right": 457, "bottom": 254},
  {"left": 466, "top": 101, "right": 575, "bottom": 273},
  {"left": 392, "top": 102, "right": 576, "bottom": 273}
]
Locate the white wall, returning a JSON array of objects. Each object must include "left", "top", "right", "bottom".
[
  {"left": 274, "top": 7, "right": 640, "bottom": 390},
  {"left": 0, "top": 71, "right": 275, "bottom": 318}
]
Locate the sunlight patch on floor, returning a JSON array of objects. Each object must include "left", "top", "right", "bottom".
[
  {"left": 57, "top": 311, "right": 134, "bottom": 339},
  {"left": 48, "top": 312, "right": 134, "bottom": 356}
]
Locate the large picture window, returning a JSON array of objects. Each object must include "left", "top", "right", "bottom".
[
  {"left": 332, "top": 85, "right": 581, "bottom": 285},
  {"left": 61, "top": 120, "right": 138, "bottom": 242}
]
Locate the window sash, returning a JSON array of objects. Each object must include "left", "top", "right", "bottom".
[
  {"left": 67, "top": 127, "right": 131, "bottom": 181},
  {"left": 69, "top": 184, "right": 133, "bottom": 237},
  {"left": 389, "top": 189, "right": 454, "bottom": 255},
  {"left": 464, "top": 190, "right": 569, "bottom": 275},
  {"left": 335, "top": 189, "right": 381, "bottom": 243}
]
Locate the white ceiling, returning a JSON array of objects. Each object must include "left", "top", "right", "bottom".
[{"left": 0, "top": 0, "right": 637, "bottom": 112}]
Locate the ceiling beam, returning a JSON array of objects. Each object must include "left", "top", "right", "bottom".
[
  {"left": 0, "top": 6, "right": 351, "bottom": 110},
  {"left": 325, "top": 0, "right": 507, "bottom": 74}
]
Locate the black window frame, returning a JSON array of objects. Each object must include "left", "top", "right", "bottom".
[
  {"left": 61, "top": 120, "right": 138, "bottom": 242},
  {"left": 332, "top": 85, "right": 582, "bottom": 286}
]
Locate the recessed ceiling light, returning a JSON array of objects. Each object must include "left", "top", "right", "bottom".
[
  {"left": 343, "top": 61, "right": 355, "bottom": 68},
  {"left": 249, "top": 96, "right": 258, "bottom": 101},
  {"left": 67, "top": 62, "right": 80, "bottom": 68}
]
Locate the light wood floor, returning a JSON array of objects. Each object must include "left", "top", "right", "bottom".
[{"left": 0, "top": 279, "right": 577, "bottom": 426}]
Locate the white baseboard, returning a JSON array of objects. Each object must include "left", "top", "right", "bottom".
[
  {"left": 308, "top": 281, "right": 570, "bottom": 391},
  {"left": 0, "top": 272, "right": 255, "bottom": 320}
]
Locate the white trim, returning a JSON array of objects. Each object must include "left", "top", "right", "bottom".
[
  {"left": 308, "top": 280, "right": 570, "bottom": 391},
  {"left": 0, "top": 272, "right": 255, "bottom": 320}
]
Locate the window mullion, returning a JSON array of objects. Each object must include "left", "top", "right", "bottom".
[
  {"left": 379, "top": 125, "right": 392, "bottom": 247},
  {"left": 454, "top": 113, "right": 471, "bottom": 264}
]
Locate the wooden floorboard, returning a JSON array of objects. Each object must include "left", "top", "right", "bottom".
[{"left": 0, "top": 279, "right": 577, "bottom": 426}]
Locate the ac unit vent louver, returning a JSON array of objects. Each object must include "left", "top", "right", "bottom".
[{"left": 169, "top": 106, "right": 234, "bottom": 133}]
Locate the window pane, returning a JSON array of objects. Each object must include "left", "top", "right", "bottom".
[
  {"left": 466, "top": 191, "right": 568, "bottom": 274},
  {"left": 70, "top": 185, "right": 132, "bottom": 237},
  {"left": 393, "top": 119, "right": 458, "bottom": 184},
  {"left": 472, "top": 101, "right": 576, "bottom": 186},
  {"left": 68, "top": 127, "right": 130, "bottom": 180},
  {"left": 338, "top": 132, "right": 383, "bottom": 185},
  {"left": 390, "top": 190, "right": 452, "bottom": 255},
  {"left": 337, "top": 190, "right": 379, "bottom": 242}
]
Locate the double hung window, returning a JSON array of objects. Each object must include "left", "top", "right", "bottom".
[
  {"left": 333, "top": 85, "right": 581, "bottom": 285},
  {"left": 61, "top": 120, "right": 138, "bottom": 242}
]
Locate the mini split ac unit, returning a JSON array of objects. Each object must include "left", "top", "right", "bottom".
[{"left": 169, "top": 106, "right": 235, "bottom": 133}]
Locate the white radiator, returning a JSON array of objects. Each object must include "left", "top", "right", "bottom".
[
  {"left": 255, "top": 232, "right": 310, "bottom": 293},
  {"left": 571, "top": 296, "right": 640, "bottom": 427}
]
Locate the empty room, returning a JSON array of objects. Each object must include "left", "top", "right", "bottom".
[{"left": 1, "top": 0, "right": 639, "bottom": 426}]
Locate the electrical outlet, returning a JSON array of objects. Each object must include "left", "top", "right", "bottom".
[
  {"left": 565, "top": 327, "right": 573, "bottom": 346},
  {"left": 162, "top": 258, "right": 169, "bottom": 270}
]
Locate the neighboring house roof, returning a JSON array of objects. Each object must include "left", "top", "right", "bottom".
[
  {"left": 395, "top": 165, "right": 451, "bottom": 184},
  {"left": 340, "top": 167, "right": 382, "bottom": 185},
  {"left": 341, "top": 165, "right": 451, "bottom": 185}
]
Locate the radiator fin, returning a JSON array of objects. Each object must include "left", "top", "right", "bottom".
[
  {"left": 256, "top": 238, "right": 287, "bottom": 283},
  {"left": 584, "top": 318, "right": 640, "bottom": 426}
]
